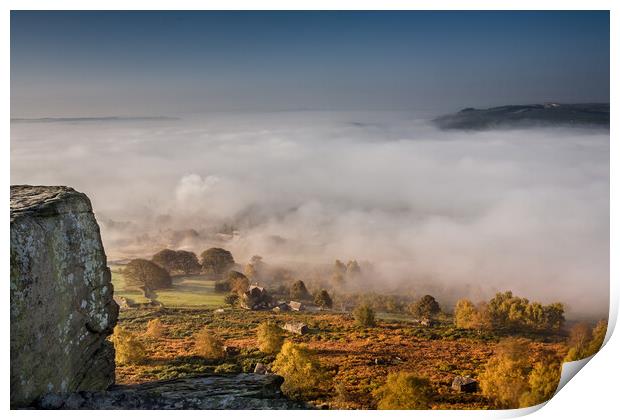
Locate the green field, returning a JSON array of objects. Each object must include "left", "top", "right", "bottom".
[{"left": 111, "top": 266, "right": 226, "bottom": 308}]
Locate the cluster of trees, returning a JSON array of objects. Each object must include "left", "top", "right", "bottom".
[
  {"left": 151, "top": 249, "right": 201, "bottom": 275},
  {"left": 350, "top": 295, "right": 441, "bottom": 327},
  {"left": 479, "top": 338, "right": 562, "bottom": 408},
  {"left": 341, "top": 293, "right": 408, "bottom": 313},
  {"left": 564, "top": 319, "right": 607, "bottom": 362},
  {"left": 151, "top": 247, "right": 237, "bottom": 278},
  {"left": 455, "top": 291, "right": 565, "bottom": 333},
  {"left": 331, "top": 259, "right": 361, "bottom": 286},
  {"left": 331, "top": 292, "right": 441, "bottom": 318},
  {"left": 122, "top": 247, "right": 239, "bottom": 291}
]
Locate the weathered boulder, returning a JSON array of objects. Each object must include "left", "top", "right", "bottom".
[
  {"left": 283, "top": 322, "right": 309, "bottom": 335},
  {"left": 451, "top": 376, "right": 478, "bottom": 393},
  {"left": 34, "top": 374, "right": 308, "bottom": 409},
  {"left": 10, "top": 185, "right": 119, "bottom": 407},
  {"left": 253, "top": 363, "right": 268, "bottom": 374},
  {"left": 241, "top": 285, "right": 273, "bottom": 310},
  {"left": 288, "top": 301, "right": 304, "bottom": 311}
]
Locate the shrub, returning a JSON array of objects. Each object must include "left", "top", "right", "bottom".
[
  {"left": 409, "top": 295, "right": 441, "bottom": 319},
  {"left": 123, "top": 258, "right": 172, "bottom": 290},
  {"left": 145, "top": 318, "right": 166, "bottom": 338},
  {"left": 214, "top": 363, "right": 241, "bottom": 374},
  {"left": 373, "top": 372, "right": 432, "bottom": 409},
  {"left": 290, "top": 280, "right": 311, "bottom": 301},
  {"left": 194, "top": 327, "right": 225, "bottom": 359},
  {"left": 271, "top": 341, "right": 327, "bottom": 398},
  {"left": 112, "top": 326, "right": 146, "bottom": 364},
  {"left": 214, "top": 280, "right": 230, "bottom": 293},
  {"left": 200, "top": 248, "right": 235, "bottom": 278},
  {"left": 314, "top": 289, "right": 333, "bottom": 309},
  {"left": 479, "top": 338, "right": 531, "bottom": 408},
  {"left": 353, "top": 303, "right": 376, "bottom": 327},
  {"left": 257, "top": 321, "right": 284, "bottom": 354},
  {"left": 224, "top": 293, "right": 239, "bottom": 308}
]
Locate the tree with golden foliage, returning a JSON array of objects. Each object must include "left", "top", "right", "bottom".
[
  {"left": 145, "top": 318, "right": 166, "bottom": 338},
  {"left": 194, "top": 327, "right": 225, "bottom": 359},
  {"left": 454, "top": 299, "right": 491, "bottom": 329},
  {"left": 588, "top": 319, "right": 608, "bottom": 355},
  {"left": 373, "top": 372, "right": 432, "bottom": 409},
  {"left": 257, "top": 321, "right": 284, "bottom": 354},
  {"left": 455, "top": 299, "right": 477, "bottom": 328},
  {"left": 480, "top": 338, "right": 564, "bottom": 408},
  {"left": 228, "top": 270, "right": 250, "bottom": 295},
  {"left": 519, "top": 353, "right": 561, "bottom": 407},
  {"left": 112, "top": 326, "right": 146, "bottom": 364},
  {"left": 479, "top": 338, "right": 531, "bottom": 408},
  {"left": 271, "top": 341, "right": 328, "bottom": 398}
]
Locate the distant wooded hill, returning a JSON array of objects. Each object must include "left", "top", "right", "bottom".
[{"left": 434, "top": 103, "right": 609, "bottom": 130}]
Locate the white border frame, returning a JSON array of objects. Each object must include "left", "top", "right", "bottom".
[{"left": 2, "top": 2, "right": 616, "bottom": 419}]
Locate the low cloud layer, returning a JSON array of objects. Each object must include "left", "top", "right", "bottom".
[{"left": 10, "top": 112, "right": 609, "bottom": 318}]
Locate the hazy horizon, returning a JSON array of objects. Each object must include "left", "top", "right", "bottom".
[{"left": 10, "top": 111, "right": 610, "bottom": 319}]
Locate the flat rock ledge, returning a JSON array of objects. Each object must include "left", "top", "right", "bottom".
[{"left": 34, "top": 374, "right": 308, "bottom": 409}]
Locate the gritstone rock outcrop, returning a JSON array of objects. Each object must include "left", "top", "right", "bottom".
[{"left": 10, "top": 185, "right": 119, "bottom": 407}]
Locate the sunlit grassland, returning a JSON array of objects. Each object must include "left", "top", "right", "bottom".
[{"left": 110, "top": 265, "right": 226, "bottom": 308}]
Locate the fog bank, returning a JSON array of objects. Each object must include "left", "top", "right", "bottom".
[{"left": 10, "top": 111, "right": 609, "bottom": 318}]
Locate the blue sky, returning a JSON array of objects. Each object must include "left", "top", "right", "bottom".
[{"left": 11, "top": 11, "right": 610, "bottom": 117}]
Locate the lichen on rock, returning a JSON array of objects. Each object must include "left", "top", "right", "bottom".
[{"left": 10, "top": 185, "right": 119, "bottom": 407}]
